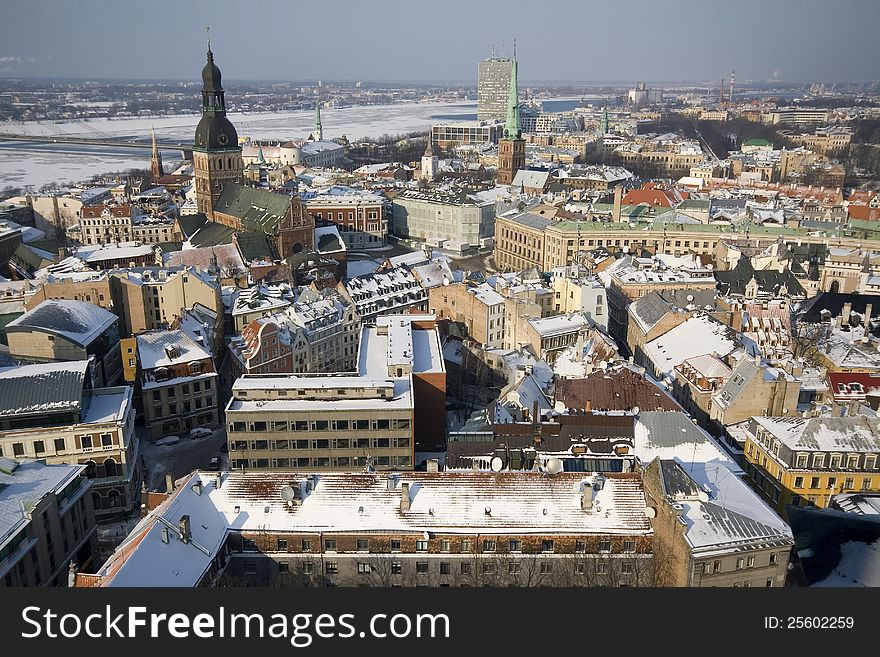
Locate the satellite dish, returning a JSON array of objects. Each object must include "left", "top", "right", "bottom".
[
  {"left": 545, "top": 457, "right": 563, "bottom": 475},
  {"left": 644, "top": 507, "right": 656, "bottom": 518},
  {"left": 280, "top": 486, "right": 296, "bottom": 502},
  {"left": 631, "top": 405, "right": 640, "bottom": 416},
  {"left": 490, "top": 456, "right": 504, "bottom": 472}
]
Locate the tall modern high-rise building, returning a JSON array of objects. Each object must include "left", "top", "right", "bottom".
[
  {"left": 478, "top": 56, "right": 514, "bottom": 122},
  {"left": 193, "top": 38, "right": 243, "bottom": 219}
]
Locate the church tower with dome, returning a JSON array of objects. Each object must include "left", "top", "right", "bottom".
[{"left": 193, "top": 38, "right": 243, "bottom": 219}]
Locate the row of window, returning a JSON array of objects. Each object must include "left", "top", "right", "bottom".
[
  {"left": 285, "top": 560, "right": 635, "bottom": 577},
  {"left": 793, "top": 474, "right": 873, "bottom": 492},
  {"left": 5, "top": 433, "right": 116, "bottom": 458},
  {"left": 150, "top": 379, "right": 211, "bottom": 399},
  {"left": 255, "top": 537, "right": 635, "bottom": 554},
  {"left": 230, "top": 437, "right": 411, "bottom": 451},
  {"left": 229, "top": 418, "right": 410, "bottom": 433},
  {"left": 232, "top": 455, "right": 412, "bottom": 469}
]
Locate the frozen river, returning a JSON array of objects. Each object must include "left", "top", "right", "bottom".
[{"left": 0, "top": 100, "right": 477, "bottom": 189}]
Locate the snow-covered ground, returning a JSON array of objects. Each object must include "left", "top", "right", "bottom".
[{"left": 0, "top": 100, "right": 476, "bottom": 189}]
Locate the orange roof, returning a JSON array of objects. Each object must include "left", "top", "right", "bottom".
[
  {"left": 81, "top": 203, "right": 131, "bottom": 218},
  {"left": 621, "top": 188, "right": 676, "bottom": 208},
  {"left": 849, "top": 205, "right": 880, "bottom": 221}
]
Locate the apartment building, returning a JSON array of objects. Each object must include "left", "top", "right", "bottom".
[
  {"left": 231, "top": 281, "right": 298, "bottom": 333},
  {"left": 357, "top": 315, "right": 446, "bottom": 453},
  {"left": 134, "top": 329, "right": 219, "bottom": 440},
  {"left": 286, "top": 288, "right": 360, "bottom": 373},
  {"left": 636, "top": 411, "right": 793, "bottom": 587},
  {"left": 226, "top": 375, "right": 414, "bottom": 472},
  {"left": 428, "top": 282, "right": 505, "bottom": 347},
  {"left": 432, "top": 121, "right": 504, "bottom": 148},
  {"left": 0, "top": 361, "right": 139, "bottom": 519},
  {"left": 305, "top": 187, "right": 387, "bottom": 250},
  {"left": 0, "top": 460, "right": 97, "bottom": 587},
  {"left": 229, "top": 315, "right": 306, "bottom": 378},
  {"left": 341, "top": 267, "right": 428, "bottom": 325},
  {"left": 391, "top": 187, "right": 497, "bottom": 251},
  {"left": 478, "top": 56, "right": 513, "bottom": 122},
  {"left": 80, "top": 470, "right": 655, "bottom": 588},
  {"left": 6, "top": 299, "right": 122, "bottom": 387},
  {"left": 79, "top": 203, "right": 138, "bottom": 245},
  {"left": 743, "top": 415, "right": 880, "bottom": 517},
  {"left": 709, "top": 355, "right": 801, "bottom": 431},
  {"left": 550, "top": 266, "right": 608, "bottom": 332}
]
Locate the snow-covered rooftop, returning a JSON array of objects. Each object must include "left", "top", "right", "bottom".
[
  {"left": 6, "top": 299, "right": 116, "bottom": 347},
  {"left": 91, "top": 470, "right": 653, "bottom": 586}
]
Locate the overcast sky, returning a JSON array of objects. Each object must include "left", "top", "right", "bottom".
[{"left": 1, "top": 0, "right": 878, "bottom": 83}]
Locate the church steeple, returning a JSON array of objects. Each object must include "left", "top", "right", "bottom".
[
  {"left": 314, "top": 101, "right": 323, "bottom": 141},
  {"left": 600, "top": 104, "right": 609, "bottom": 135},
  {"left": 503, "top": 43, "right": 521, "bottom": 140},
  {"left": 150, "top": 126, "right": 163, "bottom": 180}
]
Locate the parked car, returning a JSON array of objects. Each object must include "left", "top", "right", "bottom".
[
  {"left": 156, "top": 435, "right": 180, "bottom": 446},
  {"left": 207, "top": 456, "right": 221, "bottom": 471},
  {"left": 190, "top": 427, "right": 213, "bottom": 439}
]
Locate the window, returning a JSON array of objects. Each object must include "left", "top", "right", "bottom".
[
  {"left": 863, "top": 478, "right": 872, "bottom": 491},
  {"left": 713, "top": 560, "right": 721, "bottom": 573},
  {"left": 357, "top": 563, "right": 371, "bottom": 574},
  {"left": 481, "top": 562, "right": 496, "bottom": 574},
  {"left": 747, "top": 555, "right": 755, "bottom": 568},
  {"left": 277, "top": 539, "right": 288, "bottom": 551},
  {"left": 460, "top": 562, "right": 472, "bottom": 575},
  {"left": 736, "top": 557, "right": 744, "bottom": 570},
  {"left": 80, "top": 435, "right": 93, "bottom": 449},
  {"left": 242, "top": 539, "right": 257, "bottom": 552},
  {"left": 416, "top": 540, "right": 428, "bottom": 552},
  {"left": 301, "top": 539, "right": 312, "bottom": 552},
  {"left": 797, "top": 454, "right": 808, "bottom": 468},
  {"left": 845, "top": 477, "right": 855, "bottom": 490},
  {"left": 541, "top": 539, "right": 555, "bottom": 553},
  {"left": 390, "top": 539, "right": 401, "bottom": 551},
  {"left": 623, "top": 540, "right": 636, "bottom": 553},
  {"left": 33, "top": 440, "right": 45, "bottom": 454},
  {"left": 828, "top": 477, "right": 837, "bottom": 490},
  {"left": 810, "top": 477, "right": 820, "bottom": 489},
  {"left": 482, "top": 539, "right": 496, "bottom": 552},
  {"left": 769, "top": 553, "right": 778, "bottom": 565},
  {"left": 391, "top": 562, "right": 402, "bottom": 574},
  {"left": 766, "top": 579, "right": 773, "bottom": 587},
  {"left": 439, "top": 562, "right": 451, "bottom": 575},
  {"left": 794, "top": 476, "right": 804, "bottom": 488},
  {"left": 460, "top": 539, "right": 472, "bottom": 552},
  {"left": 302, "top": 562, "right": 314, "bottom": 575},
  {"left": 324, "top": 539, "right": 337, "bottom": 551},
  {"left": 439, "top": 539, "right": 450, "bottom": 552},
  {"left": 509, "top": 539, "right": 522, "bottom": 552},
  {"left": 575, "top": 540, "right": 586, "bottom": 553},
  {"left": 416, "top": 562, "right": 429, "bottom": 575},
  {"left": 54, "top": 438, "right": 66, "bottom": 453},
  {"left": 620, "top": 563, "right": 634, "bottom": 575},
  {"left": 596, "top": 563, "right": 608, "bottom": 575},
  {"left": 540, "top": 562, "right": 553, "bottom": 574},
  {"left": 598, "top": 540, "right": 611, "bottom": 553},
  {"left": 325, "top": 562, "right": 338, "bottom": 574}
]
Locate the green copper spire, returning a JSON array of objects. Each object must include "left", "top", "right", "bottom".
[{"left": 504, "top": 44, "right": 521, "bottom": 140}]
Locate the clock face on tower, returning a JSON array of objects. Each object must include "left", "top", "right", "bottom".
[{"left": 218, "top": 133, "right": 229, "bottom": 145}]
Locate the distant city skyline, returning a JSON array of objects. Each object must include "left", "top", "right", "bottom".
[{"left": 1, "top": 0, "right": 879, "bottom": 83}]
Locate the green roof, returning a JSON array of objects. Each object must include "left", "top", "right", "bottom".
[
  {"left": 176, "top": 212, "right": 208, "bottom": 239},
  {"left": 214, "top": 183, "right": 291, "bottom": 235},
  {"left": 190, "top": 222, "right": 236, "bottom": 248},
  {"left": 743, "top": 138, "right": 771, "bottom": 146},
  {"left": 235, "top": 231, "right": 278, "bottom": 264}
]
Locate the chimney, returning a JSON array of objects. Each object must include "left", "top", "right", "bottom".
[
  {"left": 581, "top": 483, "right": 593, "bottom": 511},
  {"left": 386, "top": 473, "right": 400, "bottom": 491},
  {"left": 67, "top": 562, "right": 77, "bottom": 588},
  {"left": 583, "top": 399, "right": 592, "bottom": 413},
  {"left": 532, "top": 400, "right": 540, "bottom": 426},
  {"left": 613, "top": 185, "right": 623, "bottom": 223},
  {"left": 864, "top": 304, "right": 873, "bottom": 343},
  {"left": 426, "top": 459, "right": 439, "bottom": 473},
  {"left": 842, "top": 302, "right": 852, "bottom": 326},
  {"left": 400, "top": 482, "right": 411, "bottom": 512},
  {"left": 165, "top": 472, "right": 174, "bottom": 493},
  {"left": 178, "top": 515, "right": 191, "bottom": 544}
]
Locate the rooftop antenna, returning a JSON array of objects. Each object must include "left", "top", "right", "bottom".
[{"left": 205, "top": 25, "right": 211, "bottom": 52}]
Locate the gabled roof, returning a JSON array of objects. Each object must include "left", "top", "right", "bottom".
[
  {"left": 715, "top": 258, "right": 805, "bottom": 298},
  {"left": 0, "top": 360, "right": 88, "bottom": 419},
  {"left": 799, "top": 292, "right": 880, "bottom": 324},
  {"left": 176, "top": 212, "right": 208, "bottom": 239},
  {"left": 555, "top": 367, "right": 681, "bottom": 413},
  {"left": 189, "top": 222, "right": 236, "bottom": 248},
  {"left": 214, "top": 183, "right": 292, "bottom": 234},
  {"left": 235, "top": 231, "right": 279, "bottom": 264}
]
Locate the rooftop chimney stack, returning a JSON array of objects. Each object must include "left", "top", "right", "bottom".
[
  {"left": 426, "top": 459, "right": 439, "bottom": 473},
  {"left": 178, "top": 515, "right": 191, "bottom": 544},
  {"left": 842, "top": 302, "right": 852, "bottom": 326},
  {"left": 581, "top": 483, "right": 593, "bottom": 511},
  {"left": 400, "top": 482, "right": 411, "bottom": 512},
  {"left": 864, "top": 304, "right": 873, "bottom": 343},
  {"left": 165, "top": 473, "right": 174, "bottom": 493}
]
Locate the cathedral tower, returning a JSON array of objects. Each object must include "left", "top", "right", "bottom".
[{"left": 193, "top": 38, "right": 243, "bottom": 219}]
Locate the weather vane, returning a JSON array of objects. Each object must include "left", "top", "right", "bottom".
[{"left": 206, "top": 25, "right": 211, "bottom": 51}]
